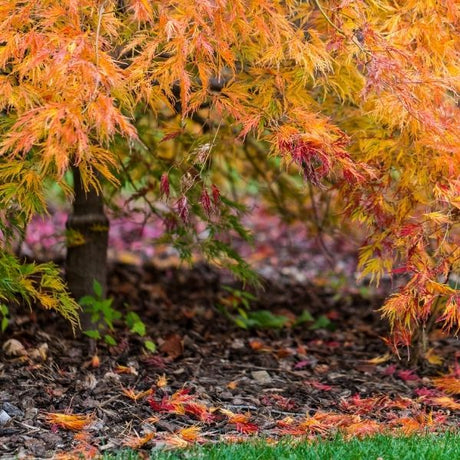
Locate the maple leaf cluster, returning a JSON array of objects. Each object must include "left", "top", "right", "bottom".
[{"left": 0, "top": 0, "right": 458, "bottom": 346}]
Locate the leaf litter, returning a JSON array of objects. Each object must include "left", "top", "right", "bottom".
[{"left": 1, "top": 210, "right": 460, "bottom": 457}]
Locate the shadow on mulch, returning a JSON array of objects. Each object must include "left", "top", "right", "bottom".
[{"left": 0, "top": 262, "right": 458, "bottom": 458}]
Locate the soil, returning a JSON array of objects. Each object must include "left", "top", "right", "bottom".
[
  {"left": 1, "top": 205, "right": 459, "bottom": 458},
  {"left": 1, "top": 256, "right": 459, "bottom": 458}
]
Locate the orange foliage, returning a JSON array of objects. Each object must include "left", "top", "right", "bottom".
[
  {"left": 45, "top": 412, "right": 94, "bottom": 431},
  {"left": 0, "top": 0, "right": 459, "bottom": 346}
]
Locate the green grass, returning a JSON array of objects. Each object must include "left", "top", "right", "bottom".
[{"left": 103, "top": 433, "right": 460, "bottom": 460}]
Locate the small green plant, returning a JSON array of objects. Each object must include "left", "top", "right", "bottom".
[
  {"left": 234, "top": 309, "right": 290, "bottom": 329},
  {"left": 80, "top": 280, "right": 155, "bottom": 350},
  {"left": 219, "top": 286, "right": 258, "bottom": 310},
  {"left": 0, "top": 252, "right": 80, "bottom": 333},
  {"left": 217, "top": 287, "right": 334, "bottom": 331},
  {"left": 0, "top": 303, "right": 10, "bottom": 332},
  {"left": 125, "top": 310, "right": 156, "bottom": 352},
  {"left": 79, "top": 280, "right": 121, "bottom": 345},
  {"left": 295, "top": 309, "right": 335, "bottom": 330}
]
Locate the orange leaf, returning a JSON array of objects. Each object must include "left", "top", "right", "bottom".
[
  {"left": 430, "top": 396, "right": 460, "bottom": 410},
  {"left": 156, "top": 374, "right": 168, "bottom": 388},
  {"left": 91, "top": 354, "right": 100, "bottom": 368},
  {"left": 114, "top": 365, "right": 137, "bottom": 375},
  {"left": 220, "top": 408, "right": 250, "bottom": 424},
  {"left": 178, "top": 426, "right": 201, "bottom": 442},
  {"left": 432, "top": 376, "right": 460, "bottom": 395},
  {"left": 248, "top": 339, "right": 271, "bottom": 352},
  {"left": 227, "top": 380, "right": 238, "bottom": 390},
  {"left": 123, "top": 432, "right": 154, "bottom": 448},
  {"left": 45, "top": 412, "right": 94, "bottom": 431},
  {"left": 343, "top": 420, "right": 382, "bottom": 437},
  {"left": 122, "top": 387, "right": 153, "bottom": 401}
]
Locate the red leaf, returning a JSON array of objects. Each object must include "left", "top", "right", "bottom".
[
  {"left": 383, "top": 364, "right": 397, "bottom": 376},
  {"left": 397, "top": 369, "right": 420, "bottom": 382},
  {"left": 161, "top": 131, "right": 181, "bottom": 142},
  {"left": 200, "top": 188, "right": 212, "bottom": 215},
  {"left": 294, "top": 360, "right": 311, "bottom": 369},
  {"left": 160, "top": 173, "right": 170, "bottom": 197},
  {"left": 211, "top": 184, "right": 220, "bottom": 204},
  {"left": 235, "top": 422, "right": 259, "bottom": 434},
  {"left": 306, "top": 380, "right": 333, "bottom": 391},
  {"left": 176, "top": 196, "right": 189, "bottom": 222}
]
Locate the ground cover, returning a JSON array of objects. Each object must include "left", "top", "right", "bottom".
[{"left": 0, "top": 210, "right": 459, "bottom": 458}]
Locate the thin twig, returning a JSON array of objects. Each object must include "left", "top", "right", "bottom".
[{"left": 307, "top": 181, "right": 335, "bottom": 269}]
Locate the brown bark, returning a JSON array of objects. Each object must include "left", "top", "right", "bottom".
[{"left": 65, "top": 167, "right": 109, "bottom": 326}]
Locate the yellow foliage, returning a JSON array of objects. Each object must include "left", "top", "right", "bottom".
[{"left": 0, "top": 0, "right": 458, "bottom": 345}]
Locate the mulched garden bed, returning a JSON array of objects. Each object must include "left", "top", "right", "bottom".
[{"left": 1, "top": 258, "right": 459, "bottom": 458}]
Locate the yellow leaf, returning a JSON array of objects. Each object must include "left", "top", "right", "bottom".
[
  {"left": 423, "top": 212, "right": 451, "bottom": 224},
  {"left": 366, "top": 353, "right": 391, "bottom": 365},
  {"left": 424, "top": 349, "right": 443, "bottom": 366}
]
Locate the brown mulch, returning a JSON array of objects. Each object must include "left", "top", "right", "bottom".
[{"left": 0, "top": 261, "right": 459, "bottom": 458}]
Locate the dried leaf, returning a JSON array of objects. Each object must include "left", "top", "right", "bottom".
[
  {"left": 156, "top": 374, "right": 168, "bottom": 388},
  {"left": 432, "top": 376, "right": 460, "bottom": 395},
  {"left": 122, "top": 387, "right": 153, "bottom": 401},
  {"left": 424, "top": 349, "right": 443, "bottom": 366},
  {"left": 430, "top": 396, "right": 460, "bottom": 410},
  {"left": 159, "top": 333, "right": 184, "bottom": 360},
  {"left": 91, "top": 355, "right": 100, "bottom": 368},
  {"left": 2, "top": 339, "right": 27, "bottom": 357},
  {"left": 343, "top": 420, "right": 382, "bottom": 437},
  {"left": 123, "top": 432, "right": 154, "bottom": 448},
  {"left": 227, "top": 380, "right": 238, "bottom": 390},
  {"left": 397, "top": 369, "right": 420, "bottom": 382},
  {"left": 366, "top": 353, "right": 391, "bottom": 365},
  {"left": 114, "top": 365, "right": 137, "bottom": 375},
  {"left": 178, "top": 426, "right": 201, "bottom": 442},
  {"left": 45, "top": 412, "right": 94, "bottom": 431}
]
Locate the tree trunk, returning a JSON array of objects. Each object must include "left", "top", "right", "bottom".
[{"left": 65, "top": 167, "right": 109, "bottom": 327}]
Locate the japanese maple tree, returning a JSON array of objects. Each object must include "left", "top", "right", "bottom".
[{"left": 0, "top": 0, "right": 458, "bottom": 351}]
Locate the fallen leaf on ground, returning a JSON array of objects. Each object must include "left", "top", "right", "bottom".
[
  {"left": 178, "top": 426, "right": 202, "bottom": 442},
  {"left": 221, "top": 409, "right": 259, "bottom": 434},
  {"left": 122, "top": 387, "right": 153, "bottom": 401},
  {"left": 156, "top": 374, "right": 168, "bottom": 388},
  {"left": 424, "top": 348, "right": 443, "bottom": 366},
  {"left": 430, "top": 396, "right": 460, "bottom": 410},
  {"left": 305, "top": 380, "right": 333, "bottom": 391},
  {"left": 159, "top": 333, "right": 184, "bottom": 359},
  {"left": 114, "top": 365, "right": 137, "bottom": 375},
  {"left": 432, "top": 376, "right": 460, "bottom": 395},
  {"left": 45, "top": 412, "right": 94, "bottom": 431},
  {"left": 2, "top": 339, "right": 27, "bottom": 357},
  {"left": 123, "top": 432, "right": 154, "bottom": 448},
  {"left": 343, "top": 419, "right": 382, "bottom": 437},
  {"left": 227, "top": 380, "right": 238, "bottom": 390},
  {"left": 248, "top": 339, "right": 271, "bottom": 352},
  {"left": 397, "top": 369, "right": 420, "bottom": 382},
  {"left": 366, "top": 353, "right": 391, "bottom": 365}
]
